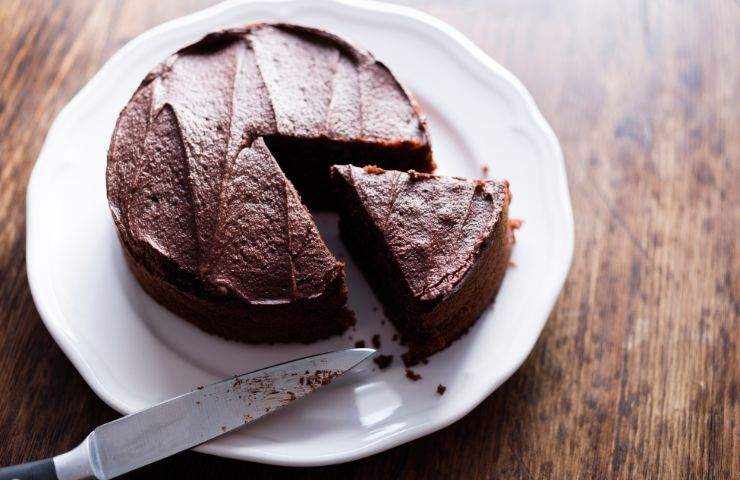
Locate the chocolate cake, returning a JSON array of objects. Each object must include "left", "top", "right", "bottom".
[
  {"left": 331, "top": 165, "right": 512, "bottom": 365},
  {"left": 107, "top": 23, "right": 432, "bottom": 343}
]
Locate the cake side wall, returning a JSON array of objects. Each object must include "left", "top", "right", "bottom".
[
  {"left": 405, "top": 202, "right": 512, "bottom": 365},
  {"left": 120, "top": 237, "right": 354, "bottom": 343}
]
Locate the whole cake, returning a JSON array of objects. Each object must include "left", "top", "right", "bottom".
[
  {"left": 331, "top": 165, "right": 513, "bottom": 365},
  {"left": 106, "top": 23, "right": 433, "bottom": 343}
]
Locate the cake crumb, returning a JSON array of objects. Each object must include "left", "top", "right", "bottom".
[
  {"left": 405, "top": 369, "right": 422, "bottom": 381},
  {"left": 508, "top": 218, "right": 523, "bottom": 243},
  {"left": 392, "top": 333, "right": 399, "bottom": 342},
  {"left": 372, "top": 306, "right": 378, "bottom": 312},
  {"left": 436, "top": 384, "right": 447, "bottom": 395},
  {"left": 364, "top": 165, "right": 385, "bottom": 174},
  {"left": 509, "top": 218, "right": 524, "bottom": 229},
  {"left": 509, "top": 259, "right": 518, "bottom": 267},
  {"left": 196, "top": 385, "right": 204, "bottom": 390},
  {"left": 372, "top": 334, "right": 381, "bottom": 349},
  {"left": 421, "top": 358, "right": 429, "bottom": 365},
  {"left": 354, "top": 340, "right": 366, "bottom": 348},
  {"left": 373, "top": 354, "right": 393, "bottom": 370},
  {"left": 481, "top": 164, "right": 489, "bottom": 175},
  {"left": 381, "top": 319, "right": 386, "bottom": 325}
]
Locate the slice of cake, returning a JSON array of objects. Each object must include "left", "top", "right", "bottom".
[{"left": 331, "top": 165, "right": 513, "bottom": 365}]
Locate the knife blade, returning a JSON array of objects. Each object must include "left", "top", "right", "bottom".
[{"left": 0, "top": 348, "right": 375, "bottom": 480}]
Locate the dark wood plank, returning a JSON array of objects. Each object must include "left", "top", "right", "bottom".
[{"left": 0, "top": 0, "right": 736, "bottom": 478}]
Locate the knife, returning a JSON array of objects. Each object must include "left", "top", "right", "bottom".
[{"left": 0, "top": 348, "right": 375, "bottom": 480}]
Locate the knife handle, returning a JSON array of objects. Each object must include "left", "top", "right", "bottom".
[
  {"left": 0, "top": 437, "right": 95, "bottom": 480},
  {"left": 0, "top": 458, "right": 57, "bottom": 480}
]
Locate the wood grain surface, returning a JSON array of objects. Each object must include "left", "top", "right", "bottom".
[{"left": 0, "top": 0, "right": 737, "bottom": 478}]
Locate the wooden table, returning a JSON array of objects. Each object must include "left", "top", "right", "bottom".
[{"left": 1, "top": 0, "right": 737, "bottom": 478}]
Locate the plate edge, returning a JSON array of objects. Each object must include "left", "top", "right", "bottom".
[{"left": 25, "top": 0, "right": 575, "bottom": 466}]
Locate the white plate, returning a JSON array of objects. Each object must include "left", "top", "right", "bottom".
[{"left": 26, "top": 0, "right": 573, "bottom": 467}]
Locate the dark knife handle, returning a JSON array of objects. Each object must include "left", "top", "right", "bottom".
[{"left": 0, "top": 458, "right": 58, "bottom": 480}]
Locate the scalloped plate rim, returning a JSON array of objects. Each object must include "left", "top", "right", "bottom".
[{"left": 26, "top": 0, "right": 574, "bottom": 466}]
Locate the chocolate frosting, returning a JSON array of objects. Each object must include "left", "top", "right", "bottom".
[
  {"left": 332, "top": 165, "right": 509, "bottom": 302},
  {"left": 107, "top": 23, "right": 429, "bottom": 304}
]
